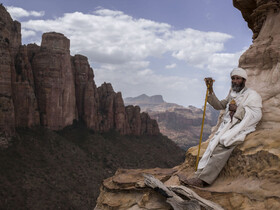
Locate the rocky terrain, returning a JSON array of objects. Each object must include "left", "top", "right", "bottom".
[
  {"left": 0, "top": 4, "right": 159, "bottom": 148},
  {"left": 125, "top": 94, "right": 219, "bottom": 150},
  {"left": 95, "top": 1, "right": 280, "bottom": 209},
  {"left": 0, "top": 124, "right": 185, "bottom": 209}
]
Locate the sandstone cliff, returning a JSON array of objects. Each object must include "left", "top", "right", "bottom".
[
  {"left": 0, "top": 5, "right": 20, "bottom": 139},
  {"left": 95, "top": 1, "right": 280, "bottom": 209},
  {"left": 0, "top": 5, "right": 159, "bottom": 145},
  {"left": 235, "top": 0, "right": 280, "bottom": 130}
]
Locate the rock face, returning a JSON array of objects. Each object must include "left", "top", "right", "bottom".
[
  {"left": 31, "top": 32, "right": 77, "bottom": 130},
  {"left": 125, "top": 95, "right": 219, "bottom": 149},
  {"left": 98, "top": 84, "right": 159, "bottom": 135},
  {"left": 72, "top": 54, "right": 99, "bottom": 130},
  {"left": 97, "top": 83, "right": 128, "bottom": 134},
  {"left": 12, "top": 45, "right": 40, "bottom": 127},
  {"left": 0, "top": 5, "right": 20, "bottom": 138},
  {"left": 0, "top": 5, "right": 159, "bottom": 143},
  {"left": 95, "top": 1, "right": 280, "bottom": 209},
  {"left": 234, "top": 0, "right": 280, "bottom": 129}
]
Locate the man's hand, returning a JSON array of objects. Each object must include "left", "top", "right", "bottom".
[
  {"left": 229, "top": 104, "right": 237, "bottom": 112},
  {"left": 204, "top": 77, "right": 214, "bottom": 94}
]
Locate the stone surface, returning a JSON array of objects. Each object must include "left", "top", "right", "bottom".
[
  {"left": 235, "top": 0, "right": 280, "bottom": 129},
  {"left": 126, "top": 105, "right": 141, "bottom": 135},
  {"left": 72, "top": 54, "right": 99, "bottom": 130},
  {"left": 0, "top": 5, "right": 21, "bottom": 139},
  {"left": 98, "top": 83, "right": 159, "bottom": 135},
  {"left": 31, "top": 32, "right": 77, "bottom": 130},
  {"left": 97, "top": 83, "right": 127, "bottom": 134},
  {"left": 12, "top": 45, "right": 40, "bottom": 127},
  {"left": 140, "top": 112, "right": 160, "bottom": 135},
  {"left": 95, "top": 168, "right": 177, "bottom": 210}
]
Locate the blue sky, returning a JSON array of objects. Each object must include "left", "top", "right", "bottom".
[{"left": 2, "top": 0, "right": 253, "bottom": 108}]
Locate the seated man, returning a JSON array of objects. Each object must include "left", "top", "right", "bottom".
[{"left": 185, "top": 67, "right": 262, "bottom": 187}]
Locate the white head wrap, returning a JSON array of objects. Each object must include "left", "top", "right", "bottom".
[{"left": 230, "top": 67, "right": 247, "bottom": 80}]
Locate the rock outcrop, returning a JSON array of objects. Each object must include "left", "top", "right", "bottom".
[
  {"left": 0, "top": 5, "right": 159, "bottom": 145},
  {"left": 95, "top": 1, "right": 280, "bottom": 209},
  {"left": 0, "top": 5, "right": 20, "bottom": 139},
  {"left": 97, "top": 83, "right": 128, "bottom": 134},
  {"left": 72, "top": 54, "right": 99, "bottom": 130},
  {"left": 31, "top": 32, "right": 77, "bottom": 130},
  {"left": 235, "top": 0, "right": 280, "bottom": 129},
  {"left": 12, "top": 45, "right": 40, "bottom": 127}
]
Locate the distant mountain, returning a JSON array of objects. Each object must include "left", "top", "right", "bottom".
[
  {"left": 125, "top": 94, "right": 165, "bottom": 104},
  {"left": 124, "top": 94, "right": 219, "bottom": 150},
  {"left": 124, "top": 94, "right": 184, "bottom": 112}
]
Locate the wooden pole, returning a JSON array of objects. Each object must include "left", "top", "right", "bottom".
[{"left": 195, "top": 84, "right": 209, "bottom": 171}]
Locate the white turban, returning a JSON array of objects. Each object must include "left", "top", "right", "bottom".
[{"left": 230, "top": 67, "right": 247, "bottom": 80}]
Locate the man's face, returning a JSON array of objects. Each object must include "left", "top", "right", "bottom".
[{"left": 231, "top": 75, "right": 245, "bottom": 92}]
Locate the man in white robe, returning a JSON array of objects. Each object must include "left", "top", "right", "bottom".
[{"left": 185, "top": 67, "right": 262, "bottom": 187}]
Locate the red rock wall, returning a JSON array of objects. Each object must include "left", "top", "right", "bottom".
[
  {"left": 31, "top": 32, "right": 77, "bottom": 130},
  {"left": 97, "top": 83, "right": 130, "bottom": 134},
  {"left": 0, "top": 5, "right": 19, "bottom": 136},
  {"left": 0, "top": 5, "right": 159, "bottom": 136},
  {"left": 72, "top": 54, "right": 99, "bottom": 130},
  {"left": 12, "top": 45, "right": 40, "bottom": 127},
  {"left": 126, "top": 105, "right": 142, "bottom": 135}
]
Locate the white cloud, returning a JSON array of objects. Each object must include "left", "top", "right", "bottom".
[
  {"left": 6, "top": 6, "right": 45, "bottom": 20},
  {"left": 21, "top": 29, "right": 36, "bottom": 38},
  {"left": 207, "top": 50, "right": 245, "bottom": 75},
  {"left": 165, "top": 29, "right": 232, "bottom": 69},
  {"left": 21, "top": 9, "right": 233, "bottom": 70},
  {"left": 94, "top": 64, "right": 204, "bottom": 107},
  {"left": 165, "top": 63, "right": 177, "bottom": 69},
  {"left": 15, "top": 7, "right": 245, "bottom": 106}
]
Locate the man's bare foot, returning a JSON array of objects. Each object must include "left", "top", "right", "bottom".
[{"left": 182, "top": 178, "right": 206, "bottom": 188}]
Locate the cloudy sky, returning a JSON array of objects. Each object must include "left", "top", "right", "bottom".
[{"left": 2, "top": 0, "right": 253, "bottom": 107}]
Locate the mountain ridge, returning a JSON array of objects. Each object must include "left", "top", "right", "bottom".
[{"left": 125, "top": 94, "right": 219, "bottom": 150}]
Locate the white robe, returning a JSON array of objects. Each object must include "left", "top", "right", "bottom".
[{"left": 197, "top": 88, "right": 262, "bottom": 170}]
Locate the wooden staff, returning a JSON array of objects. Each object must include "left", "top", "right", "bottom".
[{"left": 195, "top": 81, "right": 210, "bottom": 171}]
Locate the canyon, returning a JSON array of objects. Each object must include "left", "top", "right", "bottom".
[{"left": 0, "top": 5, "right": 185, "bottom": 208}]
